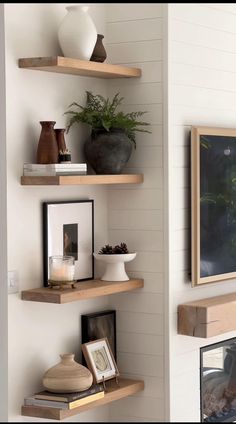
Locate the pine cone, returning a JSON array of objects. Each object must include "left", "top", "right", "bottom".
[
  {"left": 99, "top": 244, "right": 113, "bottom": 254},
  {"left": 113, "top": 243, "right": 129, "bottom": 254},
  {"left": 120, "top": 242, "right": 129, "bottom": 253}
]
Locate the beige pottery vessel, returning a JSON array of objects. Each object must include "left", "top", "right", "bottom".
[{"left": 42, "top": 353, "right": 93, "bottom": 393}]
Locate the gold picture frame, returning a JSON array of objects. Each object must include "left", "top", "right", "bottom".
[
  {"left": 81, "top": 338, "right": 119, "bottom": 384},
  {"left": 191, "top": 126, "right": 236, "bottom": 286}
]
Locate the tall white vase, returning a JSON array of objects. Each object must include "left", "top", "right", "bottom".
[{"left": 58, "top": 6, "right": 97, "bottom": 60}]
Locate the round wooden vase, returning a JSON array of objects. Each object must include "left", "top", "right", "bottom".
[
  {"left": 37, "top": 121, "right": 58, "bottom": 164},
  {"left": 42, "top": 353, "right": 93, "bottom": 393}
]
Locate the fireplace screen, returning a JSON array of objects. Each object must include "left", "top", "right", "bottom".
[{"left": 201, "top": 338, "right": 236, "bottom": 422}]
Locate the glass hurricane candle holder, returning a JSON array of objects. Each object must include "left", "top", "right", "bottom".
[{"left": 49, "top": 255, "right": 76, "bottom": 290}]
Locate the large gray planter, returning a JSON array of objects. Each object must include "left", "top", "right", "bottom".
[{"left": 84, "top": 129, "right": 133, "bottom": 174}]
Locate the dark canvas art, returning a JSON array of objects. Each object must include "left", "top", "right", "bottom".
[
  {"left": 200, "top": 134, "right": 236, "bottom": 278},
  {"left": 81, "top": 310, "right": 116, "bottom": 361},
  {"left": 63, "top": 223, "right": 78, "bottom": 260},
  {"left": 191, "top": 127, "right": 236, "bottom": 286}
]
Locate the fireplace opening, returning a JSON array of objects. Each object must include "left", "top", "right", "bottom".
[{"left": 201, "top": 337, "right": 236, "bottom": 422}]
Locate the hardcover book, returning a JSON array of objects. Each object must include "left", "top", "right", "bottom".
[
  {"left": 34, "top": 383, "right": 103, "bottom": 402},
  {"left": 25, "top": 390, "right": 104, "bottom": 410},
  {"left": 23, "top": 170, "right": 87, "bottom": 176},
  {"left": 24, "top": 163, "right": 87, "bottom": 169}
]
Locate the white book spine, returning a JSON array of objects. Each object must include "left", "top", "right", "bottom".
[
  {"left": 24, "top": 163, "right": 87, "bottom": 170},
  {"left": 23, "top": 171, "right": 87, "bottom": 176},
  {"left": 24, "top": 397, "right": 68, "bottom": 409}
]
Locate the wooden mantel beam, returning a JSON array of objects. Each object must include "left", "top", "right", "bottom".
[{"left": 178, "top": 292, "right": 236, "bottom": 338}]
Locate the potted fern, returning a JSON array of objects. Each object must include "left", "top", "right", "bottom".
[{"left": 65, "top": 91, "right": 150, "bottom": 174}]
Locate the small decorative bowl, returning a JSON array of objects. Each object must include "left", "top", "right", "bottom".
[{"left": 93, "top": 252, "right": 137, "bottom": 281}]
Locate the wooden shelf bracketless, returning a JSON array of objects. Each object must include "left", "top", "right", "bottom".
[
  {"left": 178, "top": 292, "right": 236, "bottom": 338},
  {"left": 21, "top": 278, "right": 144, "bottom": 304},
  {"left": 18, "top": 56, "right": 141, "bottom": 79},
  {"left": 21, "top": 378, "right": 144, "bottom": 421},
  {"left": 21, "top": 174, "right": 144, "bottom": 186}
]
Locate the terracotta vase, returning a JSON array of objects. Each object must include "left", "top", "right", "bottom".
[
  {"left": 55, "top": 128, "right": 67, "bottom": 153},
  {"left": 37, "top": 121, "right": 58, "bottom": 164},
  {"left": 90, "top": 34, "right": 107, "bottom": 63},
  {"left": 42, "top": 353, "right": 93, "bottom": 393}
]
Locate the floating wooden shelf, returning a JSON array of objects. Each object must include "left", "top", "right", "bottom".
[
  {"left": 178, "top": 292, "right": 236, "bottom": 338},
  {"left": 21, "top": 278, "right": 144, "bottom": 304},
  {"left": 18, "top": 56, "right": 141, "bottom": 79},
  {"left": 21, "top": 378, "right": 144, "bottom": 421},
  {"left": 21, "top": 174, "right": 143, "bottom": 186}
]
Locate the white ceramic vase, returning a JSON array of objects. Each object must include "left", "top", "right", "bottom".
[
  {"left": 58, "top": 6, "right": 97, "bottom": 60},
  {"left": 94, "top": 253, "right": 137, "bottom": 281}
]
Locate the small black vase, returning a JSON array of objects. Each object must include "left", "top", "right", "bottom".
[
  {"left": 90, "top": 34, "right": 107, "bottom": 63},
  {"left": 84, "top": 129, "right": 133, "bottom": 174}
]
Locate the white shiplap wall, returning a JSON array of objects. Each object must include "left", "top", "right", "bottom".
[
  {"left": 168, "top": 3, "right": 236, "bottom": 422},
  {"left": 106, "top": 4, "right": 165, "bottom": 422}
]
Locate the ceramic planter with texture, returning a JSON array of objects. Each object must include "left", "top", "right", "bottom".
[{"left": 84, "top": 129, "right": 133, "bottom": 174}]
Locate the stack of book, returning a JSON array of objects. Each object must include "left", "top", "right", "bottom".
[
  {"left": 24, "top": 383, "right": 104, "bottom": 410},
  {"left": 23, "top": 163, "right": 87, "bottom": 176}
]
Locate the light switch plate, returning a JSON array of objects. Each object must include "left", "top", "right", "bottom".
[{"left": 8, "top": 270, "right": 19, "bottom": 294}]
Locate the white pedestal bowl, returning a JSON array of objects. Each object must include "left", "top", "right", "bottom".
[{"left": 93, "top": 253, "right": 137, "bottom": 281}]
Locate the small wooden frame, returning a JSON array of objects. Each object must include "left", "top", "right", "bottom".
[
  {"left": 82, "top": 338, "right": 119, "bottom": 384},
  {"left": 191, "top": 126, "right": 236, "bottom": 286}
]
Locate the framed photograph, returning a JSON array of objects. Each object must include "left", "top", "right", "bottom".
[
  {"left": 81, "top": 338, "right": 119, "bottom": 384},
  {"left": 81, "top": 310, "right": 116, "bottom": 361},
  {"left": 43, "top": 200, "right": 94, "bottom": 286},
  {"left": 191, "top": 126, "right": 236, "bottom": 286}
]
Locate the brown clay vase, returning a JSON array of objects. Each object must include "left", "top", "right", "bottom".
[
  {"left": 55, "top": 128, "right": 71, "bottom": 163},
  {"left": 55, "top": 128, "right": 67, "bottom": 153},
  {"left": 90, "top": 34, "right": 107, "bottom": 63},
  {"left": 42, "top": 353, "right": 93, "bottom": 393},
  {"left": 37, "top": 121, "right": 58, "bottom": 164}
]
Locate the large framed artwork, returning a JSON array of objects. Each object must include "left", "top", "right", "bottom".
[
  {"left": 191, "top": 126, "right": 236, "bottom": 286},
  {"left": 43, "top": 200, "right": 94, "bottom": 286}
]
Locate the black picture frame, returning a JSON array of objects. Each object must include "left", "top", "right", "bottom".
[
  {"left": 81, "top": 310, "right": 117, "bottom": 362},
  {"left": 43, "top": 200, "right": 94, "bottom": 287}
]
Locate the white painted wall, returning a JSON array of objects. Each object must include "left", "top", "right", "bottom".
[
  {"left": 106, "top": 4, "right": 165, "bottom": 422},
  {"left": 167, "top": 3, "right": 236, "bottom": 422},
  {"left": 7, "top": 3, "right": 236, "bottom": 422},
  {"left": 6, "top": 3, "right": 110, "bottom": 422},
  {"left": 0, "top": 4, "right": 8, "bottom": 422}
]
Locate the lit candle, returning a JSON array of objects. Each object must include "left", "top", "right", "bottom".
[{"left": 49, "top": 256, "right": 75, "bottom": 281}]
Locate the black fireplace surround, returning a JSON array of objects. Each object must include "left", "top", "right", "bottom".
[{"left": 201, "top": 337, "right": 236, "bottom": 422}]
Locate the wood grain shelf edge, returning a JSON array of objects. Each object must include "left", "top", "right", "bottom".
[
  {"left": 18, "top": 56, "right": 141, "bottom": 79},
  {"left": 21, "top": 378, "right": 145, "bottom": 420},
  {"left": 21, "top": 278, "right": 144, "bottom": 304},
  {"left": 21, "top": 174, "right": 144, "bottom": 186}
]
